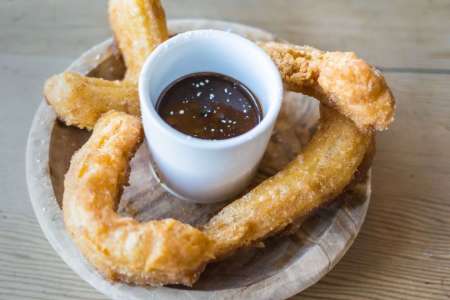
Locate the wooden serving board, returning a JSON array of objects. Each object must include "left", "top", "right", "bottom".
[{"left": 26, "top": 19, "right": 371, "bottom": 300}]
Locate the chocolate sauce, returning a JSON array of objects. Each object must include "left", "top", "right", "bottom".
[{"left": 156, "top": 72, "right": 262, "bottom": 140}]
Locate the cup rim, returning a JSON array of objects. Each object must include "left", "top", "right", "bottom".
[{"left": 139, "top": 29, "right": 283, "bottom": 150}]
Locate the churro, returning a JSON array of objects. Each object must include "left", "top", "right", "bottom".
[
  {"left": 204, "top": 106, "right": 371, "bottom": 257},
  {"left": 50, "top": 0, "right": 398, "bottom": 287},
  {"left": 62, "top": 40, "right": 394, "bottom": 285},
  {"left": 44, "top": 0, "right": 168, "bottom": 129},
  {"left": 63, "top": 111, "right": 214, "bottom": 286},
  {"left": 109, "top": 0, "right": 169, "bottom": 82},
  {"left": 259, "top": 42, "right": 395, "bottom": 131},
  {"left": 44, "top": 72, "right": 139, "bottom": 130}
]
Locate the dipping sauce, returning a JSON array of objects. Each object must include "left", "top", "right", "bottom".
[{"left": 156, "top": 72, "right": 262, "bottom": 140}]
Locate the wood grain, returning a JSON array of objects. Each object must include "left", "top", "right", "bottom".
[
  {"left": 1, "top": 1, "right": 450, "bottom": 300},
  {"left": 31, "top": 24, "right": 369, "bottom": 300},
  {"left": 1, "top": 0, "right": 450, "bottom": 70},
  {"left": 0, "top": 211, "right": 105, "bottom": 300},
  {"left": 297, "top": 73, "right": 450, "bottom": 300}
]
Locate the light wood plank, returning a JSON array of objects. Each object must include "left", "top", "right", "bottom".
[
  {"left": 165, "top": 0, "right": 450, "bottom": 71},
  {"left": 1, "top": 72, "right": 449, "bottom": 300},
  {"left": 1, "top": 0, "right": 450, "bottom": 70},
  {"left": 1, "top": 1, "right": 450, "bottom": 299},
  {"left": 295, "top": 72, "right": 450, "bottom": 300},
  {"left": 0, "top": 53, "right": 68, "bottom": 216},
  {"left": 0, "top": 211, "right": 106, "bottom": 300}
]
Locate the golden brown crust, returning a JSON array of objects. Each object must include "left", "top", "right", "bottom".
[
  {"left": 60, "top": 41, "right": 396, "bottom": 285},
  {"left": 203, "top": 106, "right": 372, "bottom": 257},
  {"left": 58, "top": 31, "right": 396, "bottom": 285},
  {"left": 259, "top": 42, "right": 395, "bottom": 131},
  {"left": 43, "top": 1, "right": 168, "bottom": 130},
  {"left": 44, "top": 72, "right": 139, "bottom": 130},
  {"left": 63, "top": 111, "right": 215, "bottom": 286},
  {"left": 60, "top": 42, "right": 396, "bottom": 284},
  {"left": 109, "top": 0, "right": 169, "bottom": 82}
]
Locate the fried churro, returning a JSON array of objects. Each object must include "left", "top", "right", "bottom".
[
  {"left": 203, "top": 106, "right": 372, "bottom": 257},
  {"left": 109, "top": 0, "right": 169, "bottom": 82},
  {"left": 51, "top": 0, "right": 397, "bottom": 287},
  {"left": 259, "top": 42, "right": 395, "bottom": 131},
  {"left": 44, "top": 72, "right": 139, "bottom": 130},
  {"left": 63, "top": 111, "right": 214, "bottom": 286},
  {"left": 62, "top": 41, "right": 394, "bottom": 286},
  {"left": 44, "top": 0, "right": 168, "bottom": 129}
]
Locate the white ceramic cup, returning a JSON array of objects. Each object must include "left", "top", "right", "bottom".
[{"left": 139, "top": 30, "right": 283, "bottom": 203}]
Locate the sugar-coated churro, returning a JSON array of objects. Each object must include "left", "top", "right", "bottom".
[
  {"left": 109, "top": 0, "right": 169, "bottom": 82},
  {"left": 44, "top": 72, "right": 139, "bottom": 130},
  {"left": 259, "top": 42, "right": 395, "bottom": 131},
  {"left": 63, "top": 111, "right": 215, "bottom": 286},
  {"left": 54, "top": 0, "right": 397, "bottom": 287},
  {"left": 62, "top": 39, "right": 394, "bottom": 285},
  {"left": 204, "top": 106, "right": 372, "bottom": 258},
  {"left": 44, "top": 0, "right": 168, "bottom": 130}
]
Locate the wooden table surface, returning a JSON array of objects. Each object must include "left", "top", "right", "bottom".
[{"left": 1, "top": 1, "right": 449, "bottom": 299}]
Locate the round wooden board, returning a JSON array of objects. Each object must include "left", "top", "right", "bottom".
[{"left": 26, "top": 19, "right": 371, "bottom": 300}]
